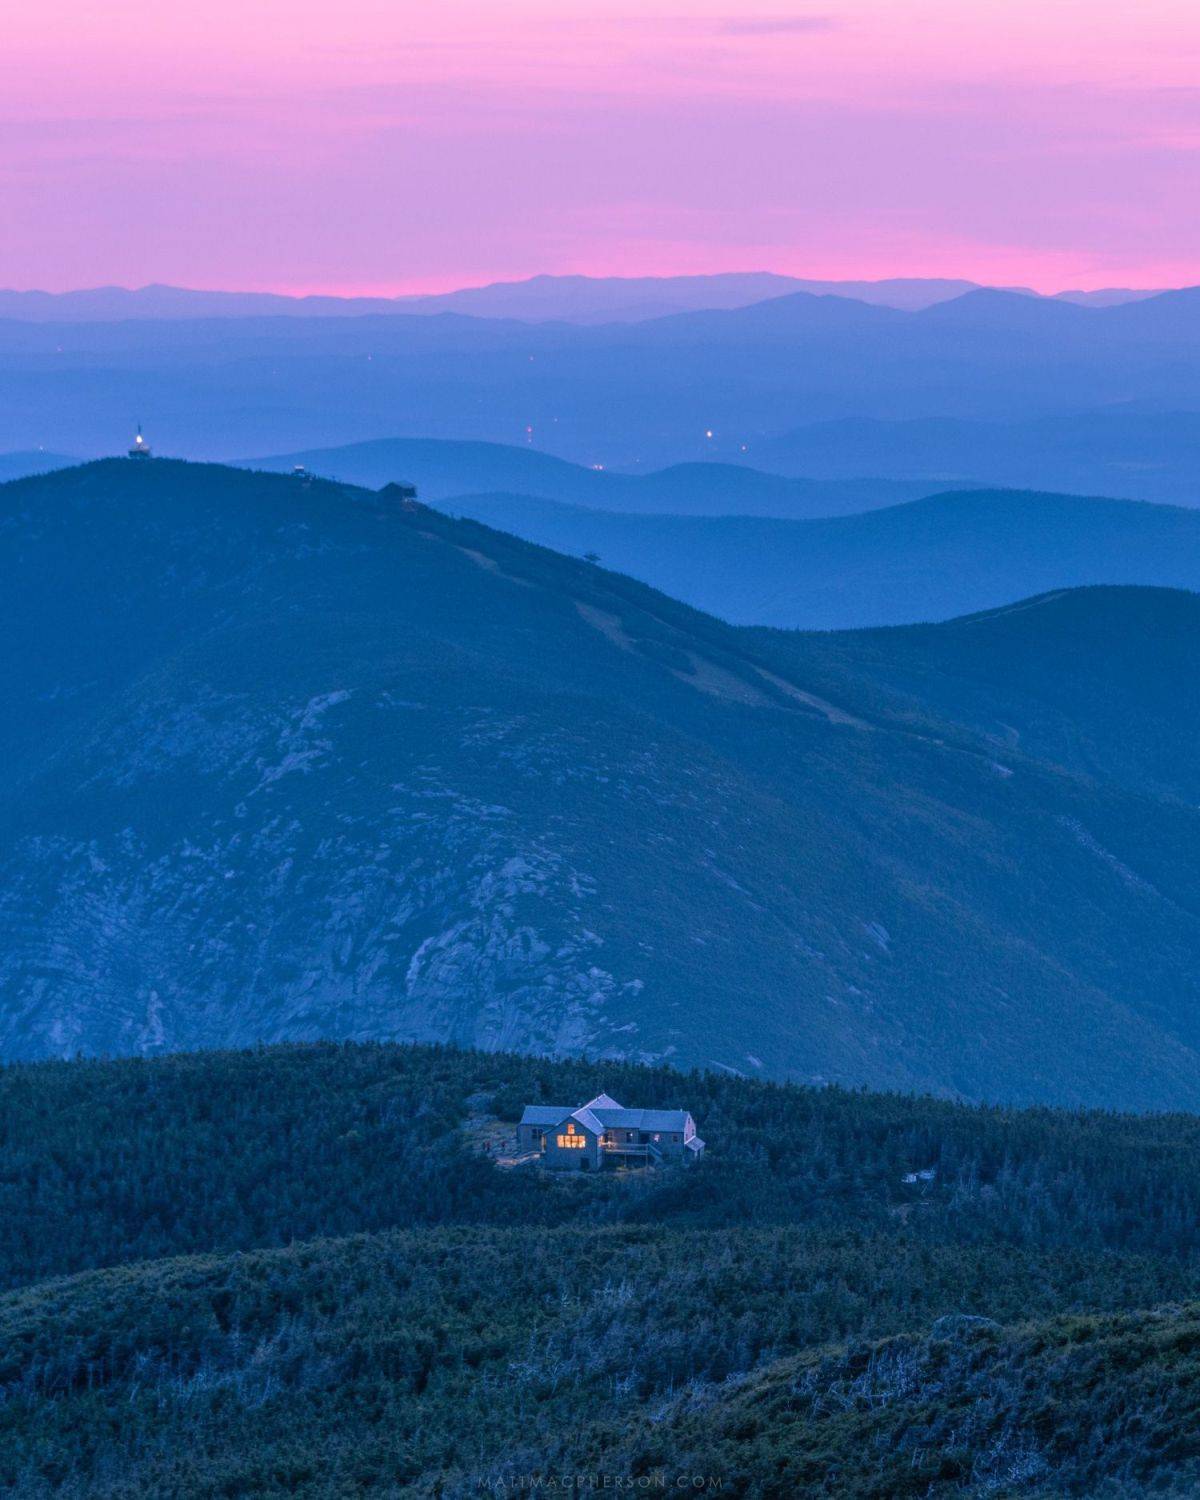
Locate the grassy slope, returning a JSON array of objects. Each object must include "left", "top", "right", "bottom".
[{"left": 6, "top": 1043, "right": 1200, "bottom": 1497}]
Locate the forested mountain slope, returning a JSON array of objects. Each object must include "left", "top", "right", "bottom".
[
  {"left": 3, "top": 461, "right": 1200, "bottom": 1107},
  {"left": 6, "top": 1042, "right": 1200, "bottom": 1497}
]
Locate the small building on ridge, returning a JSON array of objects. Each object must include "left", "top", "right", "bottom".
[{"left": 516, "top": 1092, "right": 704, "bottom": 1170}]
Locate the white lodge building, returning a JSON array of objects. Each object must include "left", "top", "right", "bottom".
[{"left": 516, "top": 1092, "right": 705, "bottom": 1170}]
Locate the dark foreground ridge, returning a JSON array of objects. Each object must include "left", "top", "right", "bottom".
[
  {"left": 2, "top": 459, "right": 1200, "bottom": 1108},
  {"left": 5, "top": 1042, "right": 1200, "bottom": 1496}
]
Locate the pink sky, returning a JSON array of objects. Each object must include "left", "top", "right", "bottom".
[{"left": 4, "top": 1, "right": 1200, "bottom": 293}]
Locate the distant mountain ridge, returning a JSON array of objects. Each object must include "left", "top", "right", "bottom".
[
  {"left": 431, "top": 486, "right": 1200, "bottom": 628},
  {"left": 241, "top": 437, "right": 935, "bottom": 519},
  {"left": 4, "top": 459, "right": 1200, "bottom": 1110},
  {"left": 0, "top": 273, "right": 1163, "bottom": 324},
  {"left": 1, "top": 284, "right": 1197, "bottom": 466},
  {"left": 750, "top": 409, "right": 1200, "bottom": 507},
  {"left": 0, "top": 449, "right": 77, "bottom": 483}
]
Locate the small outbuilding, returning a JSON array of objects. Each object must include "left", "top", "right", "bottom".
[{"left": 379, "top": 481, "right": 420, "bottom": 510}]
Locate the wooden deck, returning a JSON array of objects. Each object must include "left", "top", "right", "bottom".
[{"left": 600, "top": 1140, "right": 664, "bottom": 1163}]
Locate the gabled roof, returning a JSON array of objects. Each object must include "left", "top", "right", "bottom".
[
  {"left": 581, "top": 1093, "right": 622, "bottom": 1111},
  {"left": 518, "top": 1104, "right": 574, "bottom": 1127},
  {"left": 519, "top": 1094, "right": 694, "bottom": 1136},
  {"left": 590, "top": 1106, "right": 692, "bottom": 1132}
]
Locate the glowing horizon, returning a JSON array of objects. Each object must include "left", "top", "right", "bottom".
[{"left": 4, "top": 1, "right": 1199, "bottom": 295}]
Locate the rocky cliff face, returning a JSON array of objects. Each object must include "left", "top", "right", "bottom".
[{"left": 0, "top": 696, "right": 632, "bottom": 1060}]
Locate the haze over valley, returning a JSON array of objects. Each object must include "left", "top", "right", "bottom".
[{"left": 5, "top": 278, "right": 1200, "bottom": 490}]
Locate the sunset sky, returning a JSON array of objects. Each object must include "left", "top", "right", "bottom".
[{"left": 5, "top": 0, "right": 1200, "bottom": 294}]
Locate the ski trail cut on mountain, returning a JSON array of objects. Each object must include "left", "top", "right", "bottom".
[
  {"left": 575, "top": 602, "right": 763, "bottom": 707},
  {"left": 456, "top": 544, "right": 535, "bottom": 586},
  {"left": 417, "top": 529, "right": 534, "bottom": 587},
  {"left": 680, "top": 652, "right": 771, "bottom": 706},
  {"left": 575, "top": 601, "right": 636, "bottom": 651},
  {"left": 753, "top": 667, "right": 871, "bottom": 728}
]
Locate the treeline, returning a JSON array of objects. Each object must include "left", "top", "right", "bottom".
[{"left": 5, "top": 1041, "right": 1200, "bottom": 1290}]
